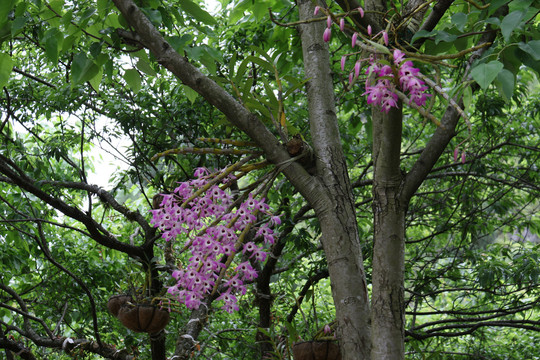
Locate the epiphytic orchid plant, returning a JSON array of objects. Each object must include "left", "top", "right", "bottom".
[
  {"left": 150, "top": 166, "right": 280, "bottom": 313},
  {"left": 316, "top": 6, "right": 432, "bottom": 115}
]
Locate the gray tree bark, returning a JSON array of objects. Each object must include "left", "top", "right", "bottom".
[
  {"left": 370, "top": 107, "right": 405, "bottom": 360},
  {"left": 297, "top": 1, "right": 371, "bottom": 358}
]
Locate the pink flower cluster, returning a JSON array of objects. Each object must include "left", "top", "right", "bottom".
[
  {"left": 317, "top": 6, "right": 431, "bottom": 113},
  {"left": 364, "top": 49, "right": 431, "bottom": 112},
  {"left": 150, "top": 168, "right": 279, "bottom": 313}
]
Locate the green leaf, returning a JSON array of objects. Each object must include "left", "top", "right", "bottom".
[
  {"left": 182, "top": 84, "right": 198, "bottom": 104},
  {"left": 283, "top": 78, "right": 310, "bottom": 99},
  {"left": 168, "top": 34, "right": 192, "bottom": 54},
  {"left": 11, "top": 16, "right": 28, "bottom": 37},
  {"left": 136, "top": 58, "right": 157, "bottom": 76},
  {"left": 245, "top": 55, "right": 275, "bottom": 73},
  {"left": 43, "top": 28, "right": 63, "bottom": 63},
  {"left": 141, "top": 8, "right": 162, "bottom": 26},
  {"left": 49, "top": 0, "right": 65, "bottom": 14},
  {"left": 488, "top": 0, "right": 509, "bottom": 15},
  {"left": 184, "top": 45, "right": 204, "bottom": 60},
  {"left": 123, "top": 69, "right": 142, "bottom": 93},
  {"left": 71, "top": 52, "right": 98, "bottom": 85},
  {"left": 501, "top": 11, "right": 525, "bottom": 42},
  {"left": 496, "top": 69, "right": 515, "bottom": 101},
  {"left": 451, "top": 13, "right": 468, "bottom": 32},
  {"left": 97, "top": 0, "right": 111, "bottom": 18},
  {"left": 518, "top": 41, "right": 540, "bottom": 61},
  {"left": 433, "top": 31, "right": 457, "bottom": 45},
  {"left": 88, "top": 67, "right": 103, "bottom": 92},
  {"left": 179, "top": 0, "right": 217, "bottom": 26},
  {"left": 0, "top": 52, "right": 14, "bottom": 89},
  {"left": 0, "top": 0, "right": 17, "bottom": 27},
  {"left": 470, "top": 60, "right": 504, "bottom": 90},
  {"left": 410, "top": 29, "right": 436, "bottom": 44}
]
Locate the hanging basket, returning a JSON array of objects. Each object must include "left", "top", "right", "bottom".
[
  {"left": 107, "top": 294, "right": 132, "bottom": 317},
  {"left": 292, "top": 341, "right": 341, "bottom": 360},
  {"left": 117, "top": 303, "right": 170, "bottom": 333}
]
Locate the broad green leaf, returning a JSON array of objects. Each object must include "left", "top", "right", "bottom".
[
  {"left": 488, "top": 0, "right": 509, "bottom": 15},
  {"left": 179, "top": 0, "right": 217, "bottom": 26},
  {"left": 496, "top": 69, "right": 515, "bottom": 101},
  {"left": 433, "top": 31, "right": 457, "bottom": 45},
  {"left": 43, "top": 28, "right": 63, "bottom": 63},
  {"left": 0, "top": 52, "right": 14, "bottom": 89},
  {"left": 141, "top": 8, "right": 162, "bottom": 26},
  {"left": 204, "top": 46, "right": 223, "bottom": 63},
  {"left": 123, "top": 69, "right": 142, "bottom": 93},
  {"left": 410, "top": 29, "right": 436, "bottom": 44},
  {"left": 88, "top": 67, "right": 103, "bottom": 92},
  {"left": 483, "top": 17, "right": 501, "bottom": 27},
  {"left": 136, "top": 59, "right": 157, "bottom": 76},
  {"left": 182, "top": 84, "right": 198, "bottom": 104},
  {"left": 501, "top": 11, "right": 525, "bottom": 42},
  {"left": 199, "top": 53, "right": 216, "bottom": 74},
  {"left": 49, "top": 0, "right": 65, "bottom": 14},
  {"left": 185, "top": 45, "right": 204, "bottom": 60},
  {"left": 451, "top": 13, "right": 468, "bottom": 32},
  {"left": 0, "top": 0, "right": 17, "bottom": 27},
  {"left": 71, "top": 52, "right": 98, "bottom": 85},
  {"left": 253, "top": 2, "right": 267, "bottom": 20},
  {"left": 470, "top": 60, "right": 503, "bottom": 90},
  {"left": 168, "top": 34, "right": 192, "bottom": 54},
  {"left": 11, "top": 16, "right": 27, "bottom": 37},
  {"left": 229, "top": 0, "right": 251, "bottom": 23},
  {"left": 518, "top": 41, "right": 540, "bottom": 61},
  {"left": 62, "top": 9, "right": 73, "bottom": 27},
  {"left": 97, "top": 0, "right": 111, "bottom": 18}
]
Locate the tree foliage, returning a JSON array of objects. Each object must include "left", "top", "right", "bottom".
[{"left": 0, "top": 0, "right": 539, "bottom": 359}]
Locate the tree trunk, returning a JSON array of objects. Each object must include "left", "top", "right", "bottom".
[
  {"left": 297, "top": 1, "right": 371, "bottom": 358},
  {"left": 370, "top": 107, "right": 405, "bottom": 360}
]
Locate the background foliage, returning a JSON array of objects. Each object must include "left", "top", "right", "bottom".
[{"left": 0, "top": 0, "right": 539, "bottom": 359}]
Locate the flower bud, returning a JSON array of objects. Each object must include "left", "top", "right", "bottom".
[
  {"left": 354, "top": 61, "right": 361, "bottom": 78},
  {"left": 323, "top": 27, "right": 331, "bottom": 42},
  {"left": 352, "top": 32, "right": 358, "bottom": 48}
]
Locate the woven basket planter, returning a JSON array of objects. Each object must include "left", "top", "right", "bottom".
[
  {"left": 292, "top": 341, "right": 341, "bottom": 360},
  {"left": 117, "top": 303, "right": 170, "bottom": 334},
  {"left": 107, "top": 294, "right": 132, "bottom": 317}
]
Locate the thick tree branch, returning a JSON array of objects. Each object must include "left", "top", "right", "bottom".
[
  {"left": 297, "top": 1, "right": 371, "bottom": 358},
  {"left": 417, "top": 0, "right": 455, "bottom": 39},
  {"left": 34, "top": 180, "right": 156, "bottom": 244},
  {"left": 0, "top": 155, "right": 144, "bottom": 258}
]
